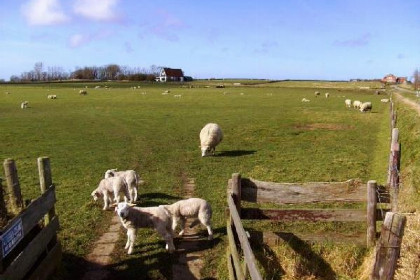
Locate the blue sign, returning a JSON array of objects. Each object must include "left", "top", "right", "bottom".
[{"left": 1, "top": 218, "right": 23, "bottom": 257}]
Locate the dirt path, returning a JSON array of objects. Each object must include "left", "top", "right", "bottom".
[
  {"left": 393, "top": 91, "right": 420, "bottom": 115},
  {"left": 81, "top": 214, "right": 121, "bottom": 280},
  {"left": 172, "top": 176, "right": 206, "bottom": 280}
]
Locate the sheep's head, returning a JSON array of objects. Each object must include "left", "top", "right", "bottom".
[
  {"left": 104, "top": 169, "right": 117, "bottom": 178},
  {"left": 91, "top": 190, "right": 101, "bottom": 201},
  {"left": 201, "top": 146, "right": 211, "bottom": 157},
  {"left": 115, "top": 202, "right": 136, "bottom": 219}
]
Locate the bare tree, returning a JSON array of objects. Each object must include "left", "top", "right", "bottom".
[
  {"left": 34, "top": 62, "right": 43, "bottom": 81},
  {"left": 414, "top": 68, "right": 420, "bottom": 92}
]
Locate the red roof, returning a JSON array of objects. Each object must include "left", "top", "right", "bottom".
[{"left": 163, "top": 68, "right": 184, "bottom": 77}]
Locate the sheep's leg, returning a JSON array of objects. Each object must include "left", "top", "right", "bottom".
[
  {"left": 172, "top": 216, "right": 179, "bottom": 233},
  {"left": 126, "top": 228, "right": 136, "bottom": 254},
  {"left": 157, "top": 225, "right": 175, "bottom": 253},
  {"left": 178, "top": 217, "right": 186, "bottom": 236},
  {"left": 199, "top": 212, "right": 213, "bottom": 240},
  {"left": 103, "top": 193, "right": 110, "bottom": 210},
  {"left": 132, "top": 186, "right": 138, "bottom": 202}
]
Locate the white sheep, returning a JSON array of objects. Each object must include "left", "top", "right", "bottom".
[
  {"left": 115, "top": 202, "right": 175, "bottom": 254},
  {"left": 360, "top": 102, "right": 372, "bottom": 112},
  {"left": 105, "top": 169, "right": 140, "bottom": 203},
  {"left": 163, "top": 198, "right": 213, "bottom": 240},
  {"left": 199, "top": 123, "right": 223, "bottom": 157},
  {"left": 345, "top": 99, "right": 352, "bottom": 108},
  {"left": 91, "top": 176, "right": 130, "bottom": 210},
  {"left": 314, "top": 91, "right": 320, "bottom": 97},
  {"left": 79, "top": 89, "right": 87, "bottom": 95},
  {"left": 325, "top": 92, "right": 330, "bottom": 98},
  {"left": 47, "top": 95, "right": 57, "bottom": 99},
  {"left": 353, "top": 100, "right": 362, "bottom": 109},
  {"left": 381, "top": 99, "right": 390, "bottom": 103},
  {"left": 173, "top": 94, "right": 182, "bottom": 98},
  {"left": 20, "top": 101, "right": 28, "bottom": 109},
  {"left": 301, "top": 98, "right": 310, "bottom": 102}
]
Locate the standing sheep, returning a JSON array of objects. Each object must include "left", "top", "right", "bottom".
[
  {"left": 199, "top": 123, "right": 223, "bottom": 157},
  {"left": 325, "top": 92, "right": 330, "bottom": 98},
  {"left": 314, "top": 91, "right": 320, "bottom": 97},
  {"left": 20, "top": 101, "right": 28, "bottom": 109},
  {"left": 345, "top": 99, "right": 352, "bottom": 108},
  {"left": 360, "top": 102, "right": 372, "bottom": 112},
  {"left": 353, "top": 100, "right": 362, "bottom": 109},
  {"left": 91, "top": 176, "right": 130, "bottom": 210},
  {"left": 105, "top": 169, "right": 140, "bottom": 203},
  {"left": 115, "top": 202, "right": 175, "bottom": 254},
  {"left": 79, "top": 90, "right": 87, "bottom": 95},
  {"left": 163, "top": 198, "right": 213, "bottom": 240}
]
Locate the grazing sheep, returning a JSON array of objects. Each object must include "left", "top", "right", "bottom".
[
  {"left": 91, "top": 177, "right": 130, "bottom": 210},
  {"left": 314, "top": 91, "right": 320, "bottom": 97},
  {"left": 325, "top": 92, "right": 330, "bottom": 98},
  {"left": 115, "top": 202, "right": 175, "bottom": 254},
  {"left": 174, "top": 94, "right": 182, "bottom": 98},
  {"left": 199, "top": 123, "right": 223, "bottom": 157},
  {"left": 353, "top": 100, "right": 362, "bottom": 109},
  {"left": 345, "top": 99, "right": 352, "bottom": 108},
  {"left": 301, "top": 98, "right": 310, "bottom": 102},
  {"left": 381, "top": 99, "right": 390, "bottom": 103},
  {"left": 360, "top": 102, "right": 372, "bottom": 112},
  {"left": 105, "top": 169, "right": 140, "bottom": 203},
  {"left": 79, "top": 89, "right": 87, "bottom": 95},
  {"left": 47, "top": 95, "right": 57, "bottom": 99},
  {"left": 20, "top": 101, "right": 28, "bottom": 109},
  {"left": 163, "top": 198, "right": 213, "bottom": 240}
]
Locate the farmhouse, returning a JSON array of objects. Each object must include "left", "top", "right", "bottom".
[
  {"left": 157, "top": 68, "right": 184, "bottom": 82},
  {"left": 381, "top": 74, "right": 407, "bottom": 84}
]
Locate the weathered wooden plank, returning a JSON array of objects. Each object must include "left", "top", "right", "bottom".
[
  {"left": 241, "top": 208, "right": 367, "bottom": 222},
  {"left": 236, "top": 178, "right": 368, "bottom": 204},
  {"left": 367, "top": 180, "right": 377, "bottom": 247},
  {"left": 0, "top": 186, "right": 56, "bottom": 261},
  {"left": 250, "top": 231, "right": 366, "bottom": 247},
  {"left": 2, "top": 216, "right": 59, "bottom": 279},
  {"left": 27, "top": 241, "right": 61, "bottom": 280},
  {"left": 231, "top": 173, "right": 242, "bottom": 215},
  {"left": 371, "top": 212, "right": 406, "bottom": 280},
  {"left": 228, "top": 195, "right": 262, "bottom": 280},
  {"left": 37, "top": 157, "right": 56, "bottom": 225},
  {"left": 3, "top": 159, "right": 23, "bottom": 214},
  {"left": 226, "top": 249, "right": 236, "bottom": 280},
  {"left": 226, "top": 221, "right": 245, "bottom": 280}
]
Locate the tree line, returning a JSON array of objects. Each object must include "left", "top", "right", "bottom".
[{"left": 9, "top": 62, "right": 164, "bottom": 82}]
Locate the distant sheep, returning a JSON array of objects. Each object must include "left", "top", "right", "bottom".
[
  {"left": 163, "top": 198, "right": 213, "bottom": 240},
  {"left": 105, "top": 169, "right": 140, "bottom": 203},
  {"left": 91, "top": 177, "right": 130, "bottom": 210},
  {"left": 20, "top": 101, "right": 28, "bottom": 109},
  {"left": 345, "top": 99, "right": 352, "bottom": 108},
  {"left": 79, "top": 90, "right": 87, "bottom": 95},
  {"left": 199, "top": 123, "right": 223, "bottom": 157},
  {"left": 47, "top": 95, "right": 57, "bottom": 99},
  {"left": 360, "top": 102, "right": 372, "bottom": 112},
  {"left": 301, "top": 98, "right": 310, "bottom": 102},
  {"left": 353, "top": 100, "right": 362, "bottom": 109},
  {"left": 325, "top": 92, "right": 330, "bottom": 98},
  {"left": 381, "top": 99, "right": 390, "bottom": 103},
  {"left": 314, "top": 91, "right": 320, "bottom": 97},
  {"left": 174, "top": 94, "right": 182, "bottom": 98},
  {"left": 115, "top": 202, "right": 175, "bottom": 254}
]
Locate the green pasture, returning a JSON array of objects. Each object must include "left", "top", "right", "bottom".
[{"left": 0, "top": 81, "right": 391, "bottom": 279}]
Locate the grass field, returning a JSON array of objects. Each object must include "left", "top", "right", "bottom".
[{"left": 0, "top": 81, "right": 392, "bottom": 279}]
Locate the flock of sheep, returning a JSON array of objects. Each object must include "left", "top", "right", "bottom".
[{"left": 90, "top": 123, "right": 222, "bottom": 254}]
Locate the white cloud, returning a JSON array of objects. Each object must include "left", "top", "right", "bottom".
[
  {"left": 21, "top": 0, "right": 69, "bottom": 26},
  {"left": 68, "top": 33, "right": 91, "bottom": 48},
  {"left": 73, "top": 0, "right": 119, "bottom": 21}
]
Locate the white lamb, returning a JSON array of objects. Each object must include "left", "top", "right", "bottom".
[
  {"left": 301, "top": 98, "right": 310, "bottom": 102},
  {"left": 115, "top": 202, "right": 175, "bottom": 254},
  {"left": 91, "top": 177, "right": 130, "bottom": 210},
  {"left": 360, "top": 102, "right": 372, "bottom": 112},
  {"left": 325, "top": 92, "right": 330, "bottom": 98},
  {"left": 353, "top": 100, "right": 362, "bottom": 109},
  {"left": 163, "top": 198, "right": 213, "bottom": 240},
  {"left": 105, "top": 169, "right": 140, "bottom": 203},
  {"left": 20, "top": 101, "right": 28, "bottom": 109},
  {"left": 199, "top": 123, "right": 223, "bottom": 157},
  {"left": 345, "top": 99, "right": 352, "bottom": 108}
]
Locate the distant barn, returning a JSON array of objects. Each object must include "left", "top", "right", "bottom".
[{"left": 157, "top": 68, "right": 184, "bottom": 82}]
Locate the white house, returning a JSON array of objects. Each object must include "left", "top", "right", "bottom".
[{"left": 157, "top": 68, "right": 184, "bottom": 82}]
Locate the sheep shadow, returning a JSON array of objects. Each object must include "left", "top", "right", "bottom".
[
  {"left": 136, "top": 193, "right": 182, "bottom": 207},
  {"left": 217, "top": 150, "right": 256, "bottom": 157}
]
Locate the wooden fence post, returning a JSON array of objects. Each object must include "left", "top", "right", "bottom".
[
  {"left": 231, "top": 173, "right": 241, "bottom": 216},
  {"left": 388, "top": 128, "right": 400, "bottom": 212},
  {"left": 38, "top": 157, "right": 55, "bottom": 225},
  {"left": 0, "top": 178, "right": 7, "bottom": 227},
  {"left": 367, "top": 180, "right": 377, "bottom": 247},
  {"left": 371, "top": 212, "right": 406, "bottom": 280},
  {"left": 3, "top": 159, "right": 23, "bottom": 214}
]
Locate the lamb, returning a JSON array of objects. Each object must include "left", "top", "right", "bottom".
[
  {"left": 345, "top": 99, "right": 352, "bottom": 108},
  {"left": 199, "top": 123, "right": 223, "bottom": 157},
  {"left": 353, "top": 100, "right": 362, "bottom": 109},
  {"left": 105, "top": 169, "right": 140, "bottom": 203},
  {"left": 79, "top": 89, "right": 87, "bottom": 95},
  {"left": 47, "top": 95, "right": 57, "bottom": 99},
  {"left": 325, "top": 92, "right": 330, "bottom": 98},
  {"left": 360, "top": 102, "right": 372, "bottom": 112},
  {"left": 301, "top": 98, "right": 310, "bottom": 102},
  {"left": 20, "top": 101, "right": 28, "bottom": 109},
  {"left": 115, "top": 202, "right": 175, "bottom": 254},
  {"left": 162, "top": 198, "right": 213, "bottom": 240},
  {"left": 91, "top": 176, "right": 130, "bottom": 210}
]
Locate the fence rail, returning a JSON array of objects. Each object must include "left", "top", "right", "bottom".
[{"left": 0, "top": 157, "right": 61, "bottom": 280}]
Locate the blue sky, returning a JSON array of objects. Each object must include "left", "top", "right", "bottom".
[{"left": 0, "top": 0, "right": 418, "bottom": 81}]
